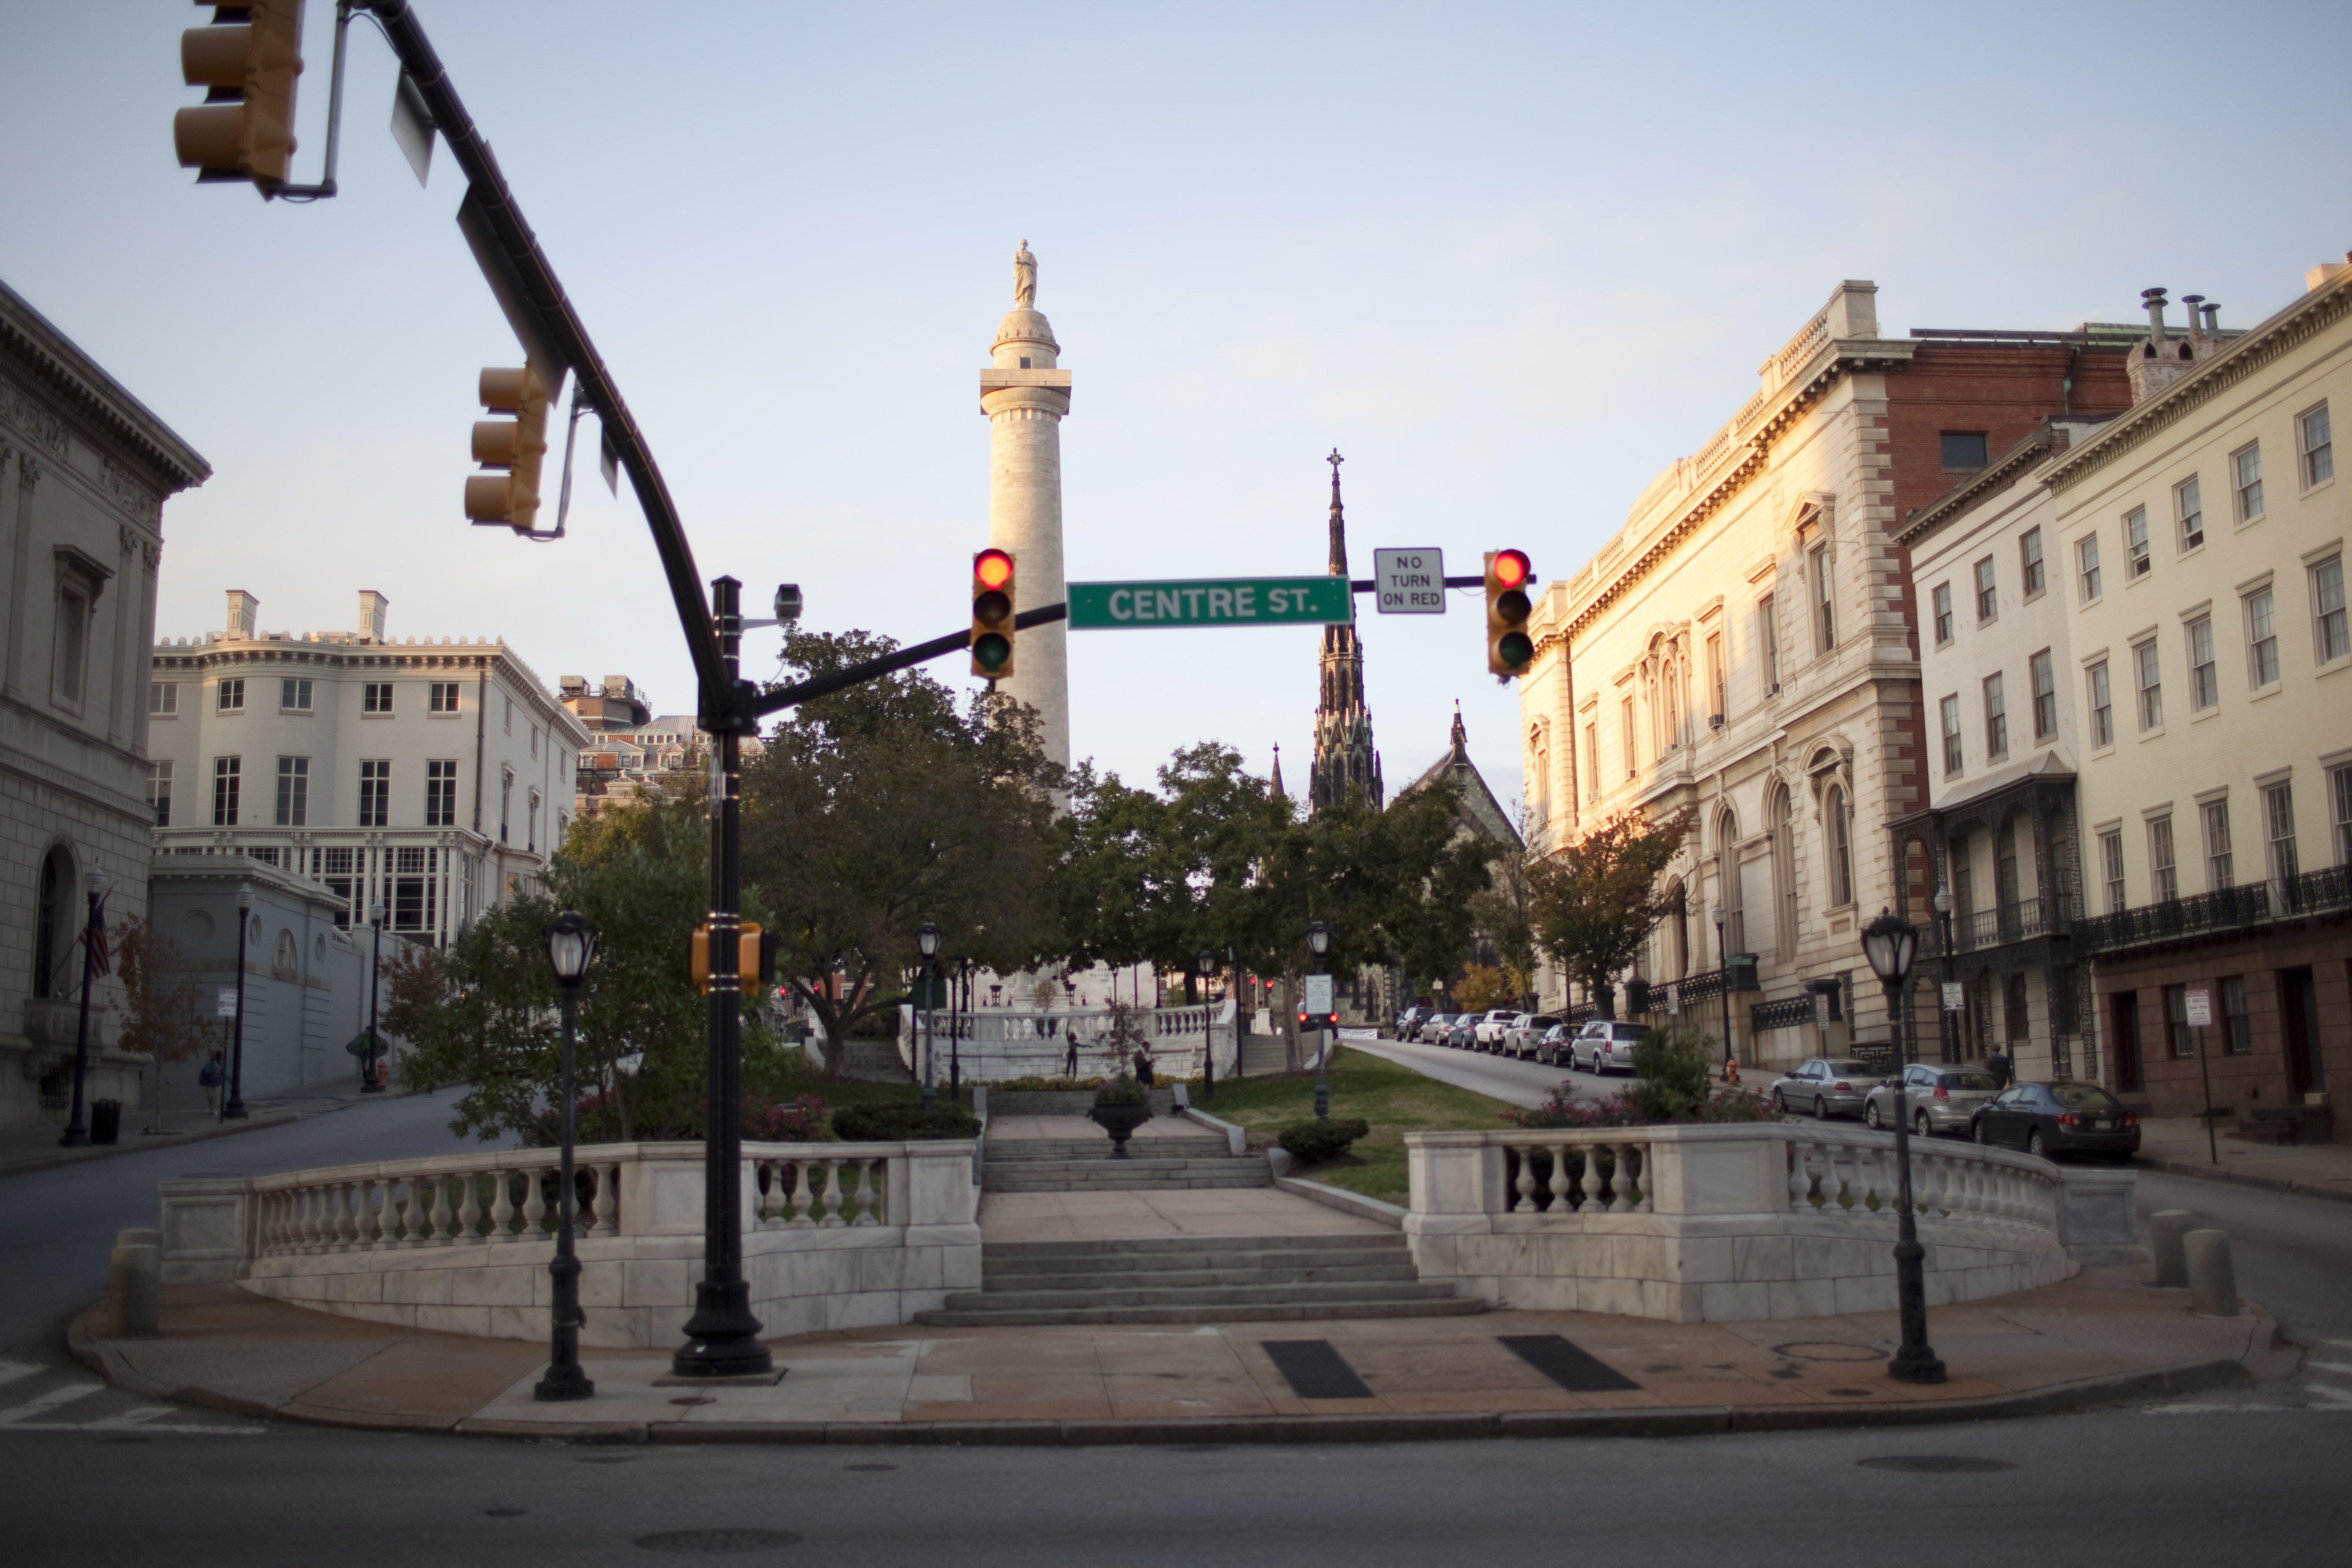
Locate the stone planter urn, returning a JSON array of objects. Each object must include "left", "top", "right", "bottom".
[{"left": 1088, "top": 1093, "right": 1153, "bottom": 1158}]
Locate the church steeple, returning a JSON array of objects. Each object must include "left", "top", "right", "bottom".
[{"left": 1310, "top": 450, "right": 1383, "bottom": 814}]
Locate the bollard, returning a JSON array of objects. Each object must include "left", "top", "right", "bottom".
[
  {"left": 2184, "top": 1230, "right": 2239, "bottom": 1317},
  {"left": 108, "top": 1243, "right": 161, "bottom": 1338},
  {"left": 116, "top": 1227, "right": 161, "bottom": 1250},
  {"left": 2151, "top": 1209, "right": 2195, "bottom": 1288}
]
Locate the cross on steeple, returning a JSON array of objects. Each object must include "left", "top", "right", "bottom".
[{"left": 1327, "top": 448, "right": 1344, "bottom": 474}]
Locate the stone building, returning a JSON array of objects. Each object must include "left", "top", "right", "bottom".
[
  {"left": 2, "top": 279, "right": 208, "bottom": 1130},
  {"left": 559, "top": 673, "right": 653, "bottom": 734},
  {"left": 146, "top": 589, "right": 588, "bottom": 944},
  {"left": 1519, "top": 281, "right": 2139, "bottom": 1069},
  {"left": 1310, "top": 453, "right": 1383, "bottom": 814}
]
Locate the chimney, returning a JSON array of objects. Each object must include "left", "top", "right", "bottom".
[
  {"left": 2141, "top": 287, "right": 2170, "bottom": 345},
  {"left": 2180, "top": 294, "right": 2206, "bottom": 342},
  {"left": 2127, "top": 287, "right": 2195, "bottom": 405},
  {"left": 2309, "top": 253, "right": 2351, "bottom": 294},
  {"left": 358, "top": 589, "right": 388, "bottom": 643},
  {"left": 225, "top": 590, "right": 258, "bottom": 640},
  {"left": 2201, "top": 301, "right": 2220, "bottom": 334}
]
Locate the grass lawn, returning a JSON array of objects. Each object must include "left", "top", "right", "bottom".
[{"left": 1189, "top": 1046, "right": 1519, "bottom": 1207}]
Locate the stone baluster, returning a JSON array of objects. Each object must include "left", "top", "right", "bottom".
[
  {"left": 820, "top": 1159, "right": 847, "bottom": 1228},
  {"left": 295, "top": 1183, "right": 324, "bottom": 1254},
  {"left": 851, "top": 1159, "right": 880, "bottom": 1227},
  {"left": 1633, "top": 1140, "right": 1655, "bottom": 1212},
  {"left": 488, "top": 1169, "right": 518, "bottom": 1243},
  {"left": 1547, "top": 1144, "right": 1573, "bottom": 1212},
  {"left": 372, "top": 1179, "right": 399, "bottom": 1249},
  {"left": 391, "top": 1179, "right": 422, "bottom": 1246},
  {"left": 755, "top": 1161, "right": 784, "bottom": 1229},
  {"left": 255, "top": 1190, "right": 281, "bottom": 1256},
  {"left": 1510, "top": 1145, "right": 1537, "bottom": 1213},
  {"left": 339, "top": 1180, "right": 367, "bottom": 1250},
  {"left": 427, "top": 1175, "right": 455, "bottom": 1245},
  {"left": 521, "top": 1166, "right": 548, "bottom": 1239},
  {"left": 591, "top": 1163, "right": 621, "bottom": 1237},
  {"left": 1787, "top": 1139, "right": 1813, "bottom": 1211},
  {"left": 455, "top": 1171, "right": 483, "bottom": 1242},
  {"left": 1607, "top": 1142, "right": 1636, "bottom": 1213},
  {"left": 1581, "top": 1142, "right": 1608, "bottom": 1212}
]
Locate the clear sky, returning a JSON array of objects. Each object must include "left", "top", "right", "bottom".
[{"left": 6, "top": 2, "right": 2348, "bottom": 815}]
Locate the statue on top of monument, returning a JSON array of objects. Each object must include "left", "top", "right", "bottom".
[{"left": 1013, "top": 240, "right": 1037, "bottom": 307}]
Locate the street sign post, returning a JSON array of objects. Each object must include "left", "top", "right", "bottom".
[
  {"left": 1941, "top": 981, "right": 1965, "bottom": 1014},
  {"left": 2187, "top": 987, "right": 2217, "bottom": 1164},
  {"left": 1303, "top": 974, "right": 1335, "bottom": 1016},
  {"left": 1371, "top": 548, "right": 1446, "bottom": 614},
  {"left": 216, "top": 989, "right": 238, "bottom": 1019},
  {"left": 1068, "top": 577, "right": 1351, "bottom": 630},
  {"left": 2184, "top": 988, "right": 2213, "bottom": 1027}
]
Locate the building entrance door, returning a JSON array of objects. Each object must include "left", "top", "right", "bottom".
[
  {"left": 2110, "top": 990, "right": 2143, "bottom": 1093},
  {"left": 2281, "top": 967, "right": 2323, "bottom": 1099}
]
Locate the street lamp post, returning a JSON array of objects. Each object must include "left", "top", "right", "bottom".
[
  {"left": 223, "top": 883, "right": 253, "bottom": 1121},
  {"left": 1933, "top": 885, "right": 1957, "bottom": 1064},
  {"left": 916, "top": 921, "right": 941, "bottom": 1110},
  {"left": 536, "top": 910, "right": 596, "bottom": 1403},
  {"left": 57, "top": 867, "right": 110, "bottom": 1148},
  {"left": 1197, "top": 948, "right": 1219, "bottom": 1103},
  {"left": 1307, "top": 919, "right": 1332, "bottom": 1122},
  {"left": 362, "top": 901, "right": 387, "bottom": 1093},
  {"left": 1710, "top": 900, "right": 1731, "bottom": 1080},
  {"left": 951, "top": 957, "right": 971, "bottom": 1104},
  {"left": 1862, "top": 908, "right": 1946, "bottom": 1385}
]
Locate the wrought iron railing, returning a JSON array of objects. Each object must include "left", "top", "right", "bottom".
[
  {"left": 1920, "top": 894, "right": 2073, "bottom": 958},
  {"left": 2076, "top": 865, "right": 2351, "bottom": 954},
  {"left": 1751, "top": 995, "right": 1818, "bottom": 1032}
]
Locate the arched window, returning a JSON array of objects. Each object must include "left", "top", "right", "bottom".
[
  {"left": 1717, "top": 808, "right": 1744, "bottom": 959},
  {"left": 1770, "top": 785, "right": 1796, "bottom": 960},
  {"left": 1826, "top": 786, "right": 1854, "bottom": 908},
  {"left": 32, "top": 846, "right": 72, "bottom": 999},
  {"left": 1667, "top": 879, "right": 1689, "bottom": 978}
]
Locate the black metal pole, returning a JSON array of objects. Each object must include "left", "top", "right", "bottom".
[
  {"left": 1202, "top": 970, "right": 1217, "bottom": 1106},
  {"left": 1937, "top": 903, "right": 1958, "bottom": 1064},
  {"left": 2197, "top": 1019, "right": 2217, "bottom": 1164},
  {"left": 949, "top": 960, "right": 964, "bottom": 1104},
  {"left": 536, "top": 983, "right": 593, "bottom": 1401},
  {"left": 1715, "top": 916, "right": 1731, "bottom": 1080},
  {"left": 672, "top": 578, "right": 771, "bottom": 1381},
  {"left": 363, "top": 916, "right": 385, "bottom": 1092},
  {"left": 1882, "top": 970, "right": 1945, "bottom": 1384},
  {"left": 57, "top": 883, "right": 103, "bottom": 1148},
  {"left": 224, "top": 899, "right": 250, "bottom": 1121},
  {"left": 921, "top": 957, "right": 936, "bottom": 1110}
]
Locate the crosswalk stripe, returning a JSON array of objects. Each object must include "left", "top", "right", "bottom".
[
  {"left": 2304, "top": 1361, "right": 2352, "bottom": 1375},
  {"left": 0, "top": 1384, "right": 101, "bottom": 1424},
  {"left": 0, "top": 1362, "right": 44, "bottom": 1390},
  {"left": 2304, "top": 1385, "right": 2352, "bottom": 1406}
]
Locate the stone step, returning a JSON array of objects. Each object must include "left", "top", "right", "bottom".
[
  {"left": 940, "top": 1278, "right": 1460, "bottom": 1313},
  {"left": 984, "top": 1142, "right": 1232, "bottom": 1161},
  {"left": 983, "top": 1155, "right": 1255, "bottom": 1173},
  {"left": 911, "top": 1296, "right": 1485, "bottom": 1328},
  {"left": 985, "top": 1232, "right": 1402, "bottom": 1259},
  {"left": 983, "top": 1174, "right": 1273, "bottom": 1193},
  {"left": 986, "top": 1249, "right": 1409, "bottom": 1281},
  {"left": 980, "top": 1262, "right": 1421, "bottom": 1292}
]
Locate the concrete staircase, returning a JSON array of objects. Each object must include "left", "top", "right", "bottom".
[
  {"left": 981, "top": 1130, "right": 1271, "bottom": 1194},
  {"left": 1234, "top": 1033, "right": 1302, "bottom": 1075},
  {"left": 912, "top": 1233, "right": 1483, "bottom": 1327}
]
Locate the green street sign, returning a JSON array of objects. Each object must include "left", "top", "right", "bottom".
[{"left": 1068, "top": 576, "right": 1353, "bottom": 630}]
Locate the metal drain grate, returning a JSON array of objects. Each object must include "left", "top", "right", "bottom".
[
  {"left": 1498, "top": 1334, "right": 1641, "bottom": 1393},
  {"left": 1260, "top": 1340, "right": 1374, "bottom": 1399}
]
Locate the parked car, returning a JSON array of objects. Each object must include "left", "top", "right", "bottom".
[
  {"left": 1445, "top": 1016, "right": 1480, "bottom": 1048},
  {"left": 1472, "top": 1010, "right": 1522, "bottom": 1050},
  {"left": 1970, "top": 1080, "right": 2142, "bottom": 1161},
  {"left": 1413, "top": 1011, "right": 1455, "bottom": 1044},
  {"left": 1863, "top": 1064, "right": 2000, "bottom": 1137},
  {"left": 1394, "top": 1005, "right": 1436, "bottom": 1040},
  {"left": 1570, "top": 1020, "right": 1650, "bottom": 1075},
  {"left": 1769, "top": 1058, "right": 1887, "bottom": 1119},
  {"left": 1504, "top": 1014, "right": 1562, "bottom": 1059},
  {"left": 1534, "top": 1022, "right": 1577, "bottom": 1065}
]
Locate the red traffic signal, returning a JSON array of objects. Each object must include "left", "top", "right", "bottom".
[
  {"left": 1485, "top": 549, "right": 1534, "bottom": 677},
  {"left": 972, "top": 548, "right": 1016, "bottom": 677}
]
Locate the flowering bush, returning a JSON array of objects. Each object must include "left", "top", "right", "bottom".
[
  {"left": 1504, "top": 1088, "right": 1643, "bottom": 1130},
  {"left": 745, "top": 1092, "right": 831, "bottom": 1142}
]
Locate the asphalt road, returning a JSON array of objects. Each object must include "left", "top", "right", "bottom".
[
  {"left": 1341, "top": 1029, "right": 1612, "bottom": 1109},
  {"left": 2132, "top": 1170, "right": 2352, "bottom": 1341},
  {"left": 0, "top": 1089, "right": 514, "bottom": 1359}
]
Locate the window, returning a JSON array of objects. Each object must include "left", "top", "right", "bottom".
[
  {"left": 1771, "top": 787, "right": 1797, "bottom": 959},
  {"left": 2334, "top": 763, "right": 2352, "bottom": 865},
  {"left": 2135, "top": 640, "right": 2162, "bottom": 730},
  {"left": 217, "top": 677, "right": 245, "bottom": 714},
  {"left": 1932, "top": 583, "right": 1954, "bottom": 645},
  {"left": 1983, "top": 672, "right": 2008, "bottom": 758},
  {"left": 2179, "top": 614, "right": 2216, "bottom": 710},
  {"left": 50, "top": 581, "right": 92, "bottom": 708},
  {"left": 2030, "top": 649, "right": 2056, "bottom": 739},
  {"left": 274, "top": 677, "right": 309, "bottom": 713},
  {"left": 2246, "top": 585, "right": 2279, "bottom": 687},
  {"left": 2077, "top": 534, "right": 2102, "bottom": 602},
  {"left": 2006, "top": 972, "right": 2030, "bottom": 1044},
  {"left": 273, "top": 756, "right": 309, "bottom": 826},
  {"left": 2148, "top": 815, "right": 2177, "bottom": 903},
  {"left": 2220, "top": 975, "right": 2251, "bottom": 1055},
  {"left": 1583, "top": 722, "right": 1597, "bottom": 802},
  {"left": 2124, "top": 508, "right": 2150, "bottom": 578},
  {"left": 1758, "top": 595, "right": 1779, "bottom": 689},
  {"left": 2301, "top": 402, "right": 2334, "bottom": 488},
  {"left": 530, "top": 725, "right": 539, "bottom": 759},
  {"left": 2164, "top": 985, "right": 2192, "bottom": 1059},
  {"left": 32, "top": 847, "right": 72, "bottom": 999},
  {"left": 392, "top": 846, "right": 438, "bottom": 933},
  {"left": 1621, "top": 696, "right": 1635, "bottom": 777},
  {"left": 425, "top": 759, "right": 459, "bottom": 827},
  {"left": 499, "top": 770, "right": 513, "bottom": 844},
  {"left": 2314, "top": 557, "right": 2348, "bottom": 663},
  {"left": 148, "top": 760, "right": 172, "bottom": 827},
  {"left": 363, "top": 681, "right": 393, "bottom": 714},
  {"left": 528, "top": 790, "right": 540, "bottom": 854},
  {"left": 2087, "top": 660, "right": 2113, "bottom": 747},
  {"left": 2175, "top": 476, "right": 2204, "bottom": 551},
  {"left": 1940, "top": 694, "right": 1963, "bottom": 776},
  {"left": 2099, "top": 828, "right": 2125, "bottom": 913},
  {"left": 2203, "top": 798, "right": 2233, "bottom": 889},
  {"left": 503, "top": 696, "right": 513, "bottom": 735},
  {"left": 1975, "top": 557, "right": 1998, "bottom": 622},
  {"left": 358, "top": 759, "right": 390, "bottom": 828},
  {"left": 149, "top": 681, "right": 178, "bottom": 717},
  {"left": 428, "top": 681, "right": 461, "bottom": 715},
  {"left": 1826, "top": 787, "right": 1853, "bottom": 907},
  {"left": 1707, "top": 632, "right": 1726, "bottom": 723},
  {"left": 2021, "top": 528, "right": 2045, "bottom": 597},
  {"left": 2233, "top": 443, "right": 2264, "bottom": 521},
  {"left": 2264, "top": 782, "right": 2298, "bottom": 885},
  {"left": 211, "top": 756, "right": 241, "bottom": 826},
  {"left": 1811, "top": 545, "right": 1835, "bottom": 651},
  {"left": 1940, "top": 431, "right": 1988, "bottom": 469}
]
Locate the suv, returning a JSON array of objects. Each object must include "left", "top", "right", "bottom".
[
  {"left": 1504, "top": 1014, "right": 1561, "bottom": 1059},
  {"left": 1472, "top": 1010, "right": 1522, "bottom": 1050},
  {"left": 1571, "top": 1020, "right": 1649, "bottom": 1075}
]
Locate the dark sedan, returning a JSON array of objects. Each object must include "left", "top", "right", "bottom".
[{"left": 1971, "top": 1080, "right": 2141, "bottom": 1161}]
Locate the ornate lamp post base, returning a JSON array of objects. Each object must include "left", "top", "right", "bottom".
[{"left": 668, "top": 1281, "right": 779, "bottom": 1382}]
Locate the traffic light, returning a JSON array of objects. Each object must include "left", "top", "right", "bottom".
[
  {"left": 971, "top": 548, "right": 1016, "bottom": 678},
  {"left": 464, "top": 363, "right": 552, "bottom": 534},
  {"left": 689, "top": 923, "right": 767, "bottom": 993},
  {"left": 1485, "top": 548, "right": 1534, "bottom": 678},
  {"left": 174, "top": 1, "right": 305, "bottom": 192}
]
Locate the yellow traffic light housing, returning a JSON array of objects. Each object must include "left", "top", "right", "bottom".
[
  {"left": 175, "top": 1, "right": 306, "bottom": 192},
  {"left": 971, "top": 548, "right": 1016, "bottom": 678},
  {"left": 465, "top": 362, "right": 552, "bottom": 534},
  {"left": 1485, "top": 549, "right": 1534, "bottom": 678},
  {"left": 689, "top": 923, "right": 766, "bottom": 993}
]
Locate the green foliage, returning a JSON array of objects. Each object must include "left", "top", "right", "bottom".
[
  {"left": 1277, "top": 1117, "right": 1371, "bottom": 1164},
  {"left": 1503, "top": 1088, "right": 1644, "bottom": 1130},
  {"left": 110, "top": 915, "right": 210, "bottom": 1066},
  {"left": 989, "top": 1075, "right": 1109, "bottom": 1091},
  {"left": 1527, "top": 806, "right": 1696, "bottom": 1012},
  {"left": 1201, "top": 1046, "right": 1519, "bottom": 1205},
  {"left": 829, "top": 1101, "right": 980, "bottom": 1141},
  {"left": 1091, "top": 1074, "right": 1148, "bottom": 1106}
]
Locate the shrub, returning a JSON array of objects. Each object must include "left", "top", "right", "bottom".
[
  {"left": 1626, "top": 1025, "right": 1713, "bottom": 1122},
  {"left": 1276, "top": 1117, "right": 1371, "bottom": 1164},
  {"left": 1503, "top": 1088, "right": 1643, "bottom": 1130},
  {"left": 829, "top": 1101, "right": 979, "bottom": 1141},
  {"left": 992, "top": 1075, "right": 1106, "bottom": 1092},
  {"left": 1092, "top": 1075, "right": 1148, "bottom": 1106},
  {"left": 745, "top": 1093, "right": 831, "bottom": 1142}
]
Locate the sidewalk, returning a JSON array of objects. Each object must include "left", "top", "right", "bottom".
[
  {"left": 2136, "top": 1116, "right": 2352, "bottom": 1204},
  {"left": 0, "top": 1075, "right": 389, "bottom": 1179},
  {"left": 71, "top": 1264, "right": 2276, "bottom": 1446}
]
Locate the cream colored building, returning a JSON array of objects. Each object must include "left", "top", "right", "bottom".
[{"left": 2045, "top": 257, "right": 2352, "bottom": 1116}]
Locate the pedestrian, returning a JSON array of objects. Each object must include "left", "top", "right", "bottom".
[
  {"left": 1133, "top": 1050, "right": 1155, "bottom": 1088},
  {"left": 1985, "top": 1045, "right": 2013, "bottom": 1088},
  {"left": 199, "top": 1050, "right": 225, "bottom": 1114}
]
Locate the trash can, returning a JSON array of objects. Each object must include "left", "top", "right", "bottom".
[{"left": 89, "top": 1099, "right": 122, "bottom": 1145}]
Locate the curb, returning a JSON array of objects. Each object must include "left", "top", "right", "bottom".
[
  {"left": 2135, "top": 1153, "right": 2352, "bottom": 1207},
  {"left": 0, "top": 1110, "right": 303, "bottom": 1179}
]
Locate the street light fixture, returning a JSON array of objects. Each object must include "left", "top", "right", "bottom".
[
  {"left": 916, "top": 921, "right": 941, "bottom": 1110},
  {"left": 1197, "top": 947, "right": 1219, "bottom": 1103},
  {"left": 1306, "top": 919, "right": 1332, "bottom": 1121},
  {"left": 1861, "top": 907, "right": 1946, "bottom": 1385},
  {"left": 361, "top": 901, "right": 388, "bottom": 1093},
  {"left": 222, "top": 883, "right": 253, "bottom": 1121},
  {"left": 57, "top": 867, "right": 111, "bottom": 1148},
  {"left": 1932, "top": 884, "right": 1957, "bottom": 1065},
  {"left": 536, "top": 910, "right": 597, "bottom": 1402}
]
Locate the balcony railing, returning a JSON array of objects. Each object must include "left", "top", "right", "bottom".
[
  {"left": 2077, "top": 865, "right": 2352, "bottom": 956},
  {"left": 1918, "top": 894, "right": 2073, "bottom": 958}
]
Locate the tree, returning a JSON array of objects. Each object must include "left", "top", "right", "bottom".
[
  {"left": 741, "top": 630, "right": 1063, "bottom": 1073},
  {"left": 1526, "top": 806, "right": 1696, "bottom": 1018},
  {"left": 1469, "top": 802, "right": 1539, "bottom": 1006},
  {"left": 1450, "top": 962, "right": 1515, "bottom": 1013},
  {"left": 111, "top": 915, "right": 211, "bottom": 1071}
]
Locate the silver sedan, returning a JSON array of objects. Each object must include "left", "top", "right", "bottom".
[{"left": 1768, "top": 1057, "right": 1888, "bottom": 1120}]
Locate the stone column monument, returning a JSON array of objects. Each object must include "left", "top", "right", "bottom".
[{"left": 978, "top": 240, "right": 1073, "bottom": 771}]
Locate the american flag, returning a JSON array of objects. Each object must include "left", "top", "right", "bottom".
[{"left": 85, "top": 921, "right": 111, "bottom": 979}]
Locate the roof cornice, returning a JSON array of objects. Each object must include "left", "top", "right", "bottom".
[{"left": 0, "top": 280, "right": 210, "bottom": 492}]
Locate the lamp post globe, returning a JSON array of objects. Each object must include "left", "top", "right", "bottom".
[
  {"left": 536, "top": 909, "right": 597, "bottom": 1402},
  {"left": 1306, "top": 920, "right": 1330, "bottom": 959},
  {"left": 1861, "top": 906, "right": 1945, "bottom": 1385},
  {"left": 916, "top": 921, "right": 941, "bottom": 960},
  {"left": 1861, "top": 907, "right": 1918, "bottom": 988}
]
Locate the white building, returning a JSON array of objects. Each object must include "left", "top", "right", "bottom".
[{"left": 146, "top": 589, "right": 589, "bottom": 944}]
